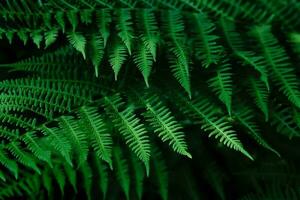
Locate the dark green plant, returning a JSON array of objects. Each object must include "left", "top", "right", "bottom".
[{"left": 0, "top": 0, "right": 300, "bottom": 199}]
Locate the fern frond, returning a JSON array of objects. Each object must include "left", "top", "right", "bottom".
[
  {"left": 21, "top": 131, "right": 52, "bottom": 167},
  {"left": 233, "top": 105, "right": 280, "bottom": 157},
  {"left": 7, "top": 142, "right": 40, "bottom": 174},
  {"left": 59, "top": 116, "right": 89, "bottom": 168},
  {"left": 192, "top": 12, "right": 222, "bottom": 68},
  {"left": 67, "top": 31, "right": 86, "bottom": 59},
  {"left": 133, "top": 43, "right": 153, "bottom": 87},
  {"left": 208, "top": 62, "right": 232, "bottom": 116},
  {"left": 109, "top": 39, "right": 128, "bottom": 80},
  {"left": 103, "top": 94, "right": 151, "bottom": 174},
  {"left": 136, "top": 9, "right": 159, "bottom": 60},
  {"left": 45, "top": 28, "right": 59, "bottom": 48},
  {"left": 87, "top": 34, "right": 104, "bottom": 77},
  {"left": 178, "top": 95, "right": 253, "bottom": 160},
  {"left": 115, "top": 9, "right": 134, "bottom": 55},
  {"left": 140, "top": 93, "right": 191, "bottom": 158},
  {"left": 253, "top": 25, "right": 300, "bottom": 108},
  {"left": 78, "top": 106, "right": 113, "bottom": 168},
  {"left": 168, "top": 40, "right": 191, "bottom": 98},
  {"left": 247, "top": 77, "right": 269, "bottom": 121},
  {"left": 96, "top": 9, "right": 112, "bottom": 47},
  {"left": 0, "top": 149, "right": 18, "bottom": 179},
  {"left": 41, "top": 125, "right": 73, "bottom": 166}
]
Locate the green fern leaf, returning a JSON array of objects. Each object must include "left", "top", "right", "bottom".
[
  {"left": 248, "top": 77, "right": 269, "bottom": 121},
  {"left": 179, "top": 95, "right": 253, "bottom": 160},
  {"left": 142, "top": 94, "right": 191, "bottom": 158},
  {"left": 78, "top": 106, "right": 113, "bottom": 168},
  {"left": 7, "top": 142, "right": 40, "bottom": 174},
  {"left": 192, "top": 12, "right": 222, "bottom": 67},
  {"left": 169, "top": 41, "right": 191, "bottom": 98},
  {"left": 41, "top": 125, "right": 73, "bottom": 166},
  {"left": 109, "top": 39, "right": 128, "bottom": 80},
  {"left": 45, "top": 28, "right": 59, "bottom": 48},
  {"left": 30, "top": 30, "right": 43, "bottom": 48},
  {"left": 234, "top": 105, "right": 280, "bottom": 157},
  {"left": 133, "top": 44, "right": 153, "bottom": 87},
  {"left": 0, "top": 149, "right": 18, "bottom": 179},
  {"left": 103, "top": 95, "right": 151, "bottom": 174},
  {"left": 21, "top": 131, "right": 52, "bottom": 167},
  {"left": 59, "top": 116, "right": 89, "bottom": 168},
  {"left": 87, "top": 34, "right": 104, "bottom": 77},
  {"left": 115, "top": 9, "right": 134, "bottom": 54},
  {"left": 67, "top": 11, "right": 78, "bottom": 31},
  {"left": 96, "top": 9, "right": 112, "bottom": 47},
  {"left": 137, "top": 10, "right": 159, "bottom": 60},
  {"left": 67, "top": 31, "right": 86, "bottom": 59},
  {"left": 208, "top": 62, "right": 232, "bottom": 116},
  {"left": 253, "top": 25, "right": 300, "bottom": 108}
]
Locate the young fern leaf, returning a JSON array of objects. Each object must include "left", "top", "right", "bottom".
[
  {"left": 109, "top": 39, "right": 128, "bottom": 80},
  {"left": 67, "top": 32, "right": 86, "bottom": 59},
  {"left": 115, "top": 9, "right": 134, "bottom": 55},
  {"left": 178, "top": 95, "right": 253, "bottom": 160},
  {"left": 55, "top": 11, "right": 66, "bottom": 33},
  {"left": 78, "top": 106, "right": 113, "bottom": 169},
  {"left": 87, "top": 34, "right": 104, "bottom": 77},
  {"left": 21, "top": 131, "right": 52, "bottom": 167},
  {"left": 141, "top": 94, "right": 191, "bottom": 158},
  {"left": 133, "top": 44, "right": 153, "bottom": 87},
  {"left": 67, "top": 11, "right": 78, "bottom": 31},
  {"left": 30, "top": 30, "right": 43, "bottom": 48},
  {"left": 59, "top": 116, "right": 89, "bottom": 168},
  {"left": 0, "top": 149, "right": 18, "bottom": 179},
  {"left": 44, "top": 28, "right": 59, "bottom": 48},
  {"left": 169, "top": 41, "right": 192, "bottom": 98},
  {"left": 208, "top": 62, "right": 232, "bottom": 116},
  {"left": 96, "top": 9, "right": 112, "bottom": 47},
  {"left": 233, "top": 105, "right": 280, "bottom": 157},
  {"left": 253, "top": 25, "right": 300, "bottom": 108},
  {"left": 136, "top": 9, "right": 159, "bottom": 60},
  {"left": 113, "top": 146, "right": 130, "bottom": 200},
  {"left": 192, "top": 12, "right": 222, "bottom": 67},
  {"left": 103, "top": 95, "right": 151, "bottom": 174},
  {"left": 41, "top": 125, "right": 73, "bottom": 167},
  {"left": 7, "top": 142, "right": 40, "bottom": 174},
  {"left": 247, "top": 77, "right": 269, "bottom": 121}
]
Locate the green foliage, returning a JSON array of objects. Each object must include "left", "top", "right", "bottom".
[{"left": 0, "top": 0, "right": 300, "bottom": 199}]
